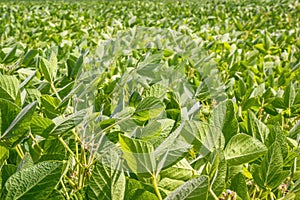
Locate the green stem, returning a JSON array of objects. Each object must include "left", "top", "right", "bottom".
[
  {"left": 51, "top": 82, "right": 62, "bottom": 101},
  {"left": 58, "top": 136, "right": 83, "bottom": 168},
  {"left": 29, "top": 132, "right": 44, "bottom": 153},
  {"left": 15, "top": 144, "right": 24, "bottom": 159},
  {"left": 78, "top": 145, "right": 87, "bottom": 189},
  {"left": 152, "top": 174, "right": 162, "bottom": 200},
  {"left": 60, "top": 179, "right": 70, "bottom": 200},
  {"left": 209, "top": 188, "right": 219, "bottom": 200}
]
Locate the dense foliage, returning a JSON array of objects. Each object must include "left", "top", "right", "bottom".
[{"left": 0, "top": 0, "right": 300, "bottom": 199}]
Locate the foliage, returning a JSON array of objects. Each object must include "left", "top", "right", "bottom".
[{"left": 0, "top": 0, "right": 300, "bottom": 199}]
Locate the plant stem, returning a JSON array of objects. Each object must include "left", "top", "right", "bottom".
[
  {"left": 15, "top": 144, "right": 24, "bottom": 159},
  {"left": 58, "top": 136, "right": 83, "bottom": 168},
  {"left": 209, "top": 187, "right": 219, "bottom": 200},
  {"left": 152, "top": 174, "right": 162, "bottom": 200},
  {"left": 29, "top": 132, "right": 44, "bottom": 153},
  {"left": 60, "top": 179, "right": 70, "bottom": 200},
  {"left": 51, "top": 82, "right": 62, "bottom": 101}
]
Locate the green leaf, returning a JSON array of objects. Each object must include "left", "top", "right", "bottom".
[
  {"left": 0, "top": 145, "right": 9, "bottom": 166},
  {"left": 224, "top": 133, "right": 267, "bottom": 165},
  {"left": 16, "top": 152, "right": 34, "bottom": 171},
  {"left": 165, "top": 175, "right": 209, "bottom": 200},
  {"left": 87, "top": 149, "right": 125, "bottom": 200},
  {"left": 39, "top": 53, "right": 57, "bottom": 83},
  {"left": 284, "top": 83, "right": 296, "bottom": 108},
  {"left": 129, "top": 91, "right": 142, "bottom": 108},
  {"left": 181, "top": 120, "right": 224, "bottom": 155},
  {"left": 134, "top": 97, "right": 164, "bottom": 121},
  {"left": 1, "top": 161, "right": 63, "bottom": 200},
  {"left": 2, "top": 46, "right": 17, "bottom": 64},
  {"left": 124, "top": 178, "right": 159, "bottom": 200},
  {"left": 119, "top": 134, "right": 156, "bottom": 175},
  {"left": 208, "top": 150, "right": 227, "bottom": 198},
  {"left": 69, "top": 54, "right": 83, "bottom": 80},
  {"left": 248, "top": 110, "right": 269, "bottom": 143},
  {"left": 259, "top": 142, "right": 288, "bottom": 189},
  {"left": 0, "top": 75, "right": 19, "bottom": 103},
  {"left": 30, "top": 115, "right": 54, "bottom": 137},
  {"left": 211, "top": 100, "right": 238, "bottom": 144},
  {"left": 0, "top": 99, "right": 20, "bottom": 134},
  {"left": 230, "top": 173, "right": 250, "bottom": 200},
  {"left": 160, "top": 158, "right": 196, "bottom": 181},
  {"left": 49, "top": 110, "right": 86, "bottom": 135},
  {"left": 143, "top": 84, "right": 167, "bottom": 99},
  {"left": 0, "top": 101, "right": 37, "bottom": 148},
  {"left": 265, "top": 125, "right": 288, "bottom": 158},
  {"left": 22, "top": 49, "right": 39, "bottom": 67}
]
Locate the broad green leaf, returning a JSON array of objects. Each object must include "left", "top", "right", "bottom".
[
  {"left": 230, "top": 173, "right": 250, "bottom": 200},
  {"left": 0, "top": 75, "right": 19, "bottom": 103},
  {"left": 284, "top": 83, "right": 296, "bottom": 108},
  {"left": 16, "top": 152, "right": 34, "bottom": 171},
  {"left": 22, "top": 49, "right": 39, "bottom": 67},
  {"left": 69, "top": 54, "right": 83, "bottom": 80},
  {"left": 165, "top": 175, "right": 209, "bottom": 200},
  {"left": 30, "top": 115, "right": 54, "bottom": 137},
  {"left": 208, "top": 150, "right": 226, "bottom": 198},
  {"left": 181, "top": 120, "right": 224, "bottom": 155},
  {"left": 159, "top": 178, "right": 184, "bottom": 193},
  {"left": 39, "top": 53, "right": 57, "bottom": 83},
  {"left": 0, "top": 164, "right": 17, "bottom": 190},
  {"left": 119, "top": 134, "right": 156, "bottom": 175},
  {"left": 289, "top": 121, "right": 300, "bottom": 139},
  {"left": 143, "top": 84, "right": 167, "bottom": 99},
  {"left": 155, "top": 124, "right": 191, "bottom": 169},
  {"left": 259, "top": 142, "right": 288, "bottom": 189},
  {"left": 211, "top": 100, "right": 238, "bottom": 144},
  {"left": 129, "top": 91, "right": 142, "bottom": 108},
  {"left": 224, "top": 133, "right": 267, "bottom": 165},
  {"left": 134, "top": 97, "right": 164, "bottom": 121},
  {"left": 0, "top": 101, "right": 37, "bottom": 148},
  {"left": 1, "top": 161, "right": 63, "bottom": 200},
  {"left": 160, "top": 158, "right": 196, "bottom": 181},
  {"left": 1, "top": 46, "right": 17, "bottom": 64},
  {"left": 265, "top": 125, "right": 288, "bottom": 158},
  {"left": 0, "top": 99, "right": 20, "bottom": 134},
  {"left": 248, "top": 110, "right": 269, "bottom": 143},
  {"left": 0, "top": 145, "right": 9, "bottom": 166},
  {"left": 49, "top": 110, "right": 86, "bottom": 135},
  {"left": 87, "top": 149, "right": 125, "bottom": 200},
  {"left": 124, "top": 178, "right": 160, "bottom": 200}
]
